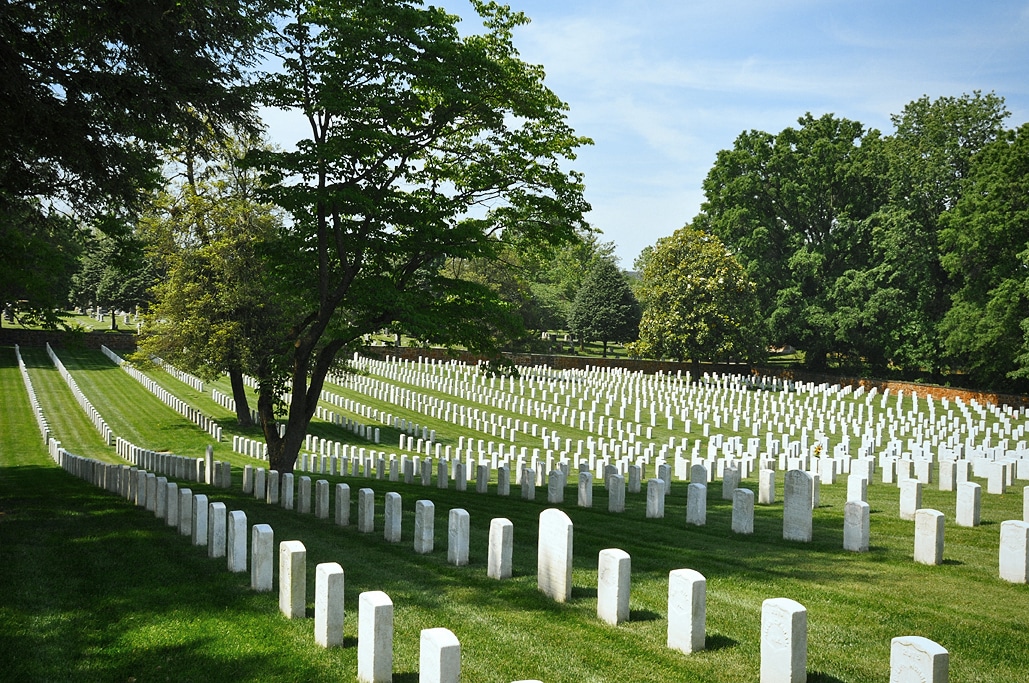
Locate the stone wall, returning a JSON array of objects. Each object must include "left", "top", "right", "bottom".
[{"left": 0, "top": 327, "right": 138, "bottom": 350}]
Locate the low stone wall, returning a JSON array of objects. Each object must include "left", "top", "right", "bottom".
[{"left": 0, "top": 327, "right": 137, "bottom": 350}]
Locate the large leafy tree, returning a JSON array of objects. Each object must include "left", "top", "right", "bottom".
[
  {"left": 247, "top": 0, "right": 591, "bottom": 471},
  {"left": 939, "top": 123, "right": 1029, "bottom": 389},
  {"left": 628, "top": 225, "right": 763, "bottom": 364},
  {"left": 0, "top": 0, "right": 277, "bottom": 323},
  {"left": 699, "top": 113, "right": 883, "bottom": 370},
  {"left": 568, "top": 258, "right": 641, "bottom": 357},
  {"left": 137, "top": 132, "right": 285, "bottom": 426},
  {"left": 841, "top": 92, "right": 1010, "bottom": 374}
]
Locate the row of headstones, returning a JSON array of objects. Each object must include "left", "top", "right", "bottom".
[
  {"left": 151, "top": 356, "right": 206, "bottom": 393},
  {"left": 100, "top": 345, "right": 222, "bottom": 442},
  {"left": 211, "top": 388, "right": 260, "bottom": 426},
  {"left": 45, "top": 342, "right": 114, "bottom": 445},
  {"left": 251, "top": 445, "right": 1029, "bottom": 574},
  {"left": 48, "top": 444, "right": 472, "bottom": 683},
  {"left": 14, "top": 345, "right": 53, "bottom": 445},
  {"left": 117, "top": 439, "right": 232, "bottom": 489},
  {"left": 311, "top": 406, "right": 381, "bottom": 443},
  {"left": 896, "top": 477, "right": 1029, "bottom": 527}
]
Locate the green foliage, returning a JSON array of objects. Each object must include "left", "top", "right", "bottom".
[
  {"left": 568, "top": 258, "right": 641, "bottom": 356},
  {"left": 69, "top": 232, "right": 159, "bottom": 327},
  {"left": 244, "top": 0, "right": 590, "bottom": 469},
  {"left": 939, "top": 123, "right": 1029, "bottom": 388},
  {"left": 699, "top": 113, "right": 881, "bottom": 370},
  {"left": 0, "top": 199, "right": 84, "bottom": 327},
  {"left": 628, "top": 225, "right": 763, "bottom": 363},
  {"left": 699, "top": 94, "right": 1014, "bottom": 376},
  {"left": 0, "top": 0, "right": 278, "bottom": 323}
]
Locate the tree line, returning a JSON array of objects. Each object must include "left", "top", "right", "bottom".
[{"left": 688, "top": 93, "right": 1029, "bottom": 392}]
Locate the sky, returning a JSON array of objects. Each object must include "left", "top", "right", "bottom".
[{"left": 261, "top": 0, "right": 1029, "bottom": 267}]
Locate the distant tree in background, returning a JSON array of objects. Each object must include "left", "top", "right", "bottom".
[
  {"left": 568, "top": 258, "right": 640, "bottom": 356},
  {"left": 629, "top": 225, "right": 764, "bottom": 364},
  {"left": 69, "top": 232, "right": 158, "bottom": 329},
  {"left": 698, "top": 113, "right": 881, "bottom": 371}
]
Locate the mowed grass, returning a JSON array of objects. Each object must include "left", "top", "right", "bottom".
[{"left": 2, "top": 347, "right": 1029, "bottom": 682}]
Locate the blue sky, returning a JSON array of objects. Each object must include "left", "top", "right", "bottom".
[{"left": 262, "top": 0, "right": 1029, "bottom": 266}]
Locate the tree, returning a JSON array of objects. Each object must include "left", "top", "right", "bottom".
[
  {"left": 698, "top": 113, "right": 882, "bottom": 370},
  {"left": 70, "top": 232, "right": 159, "bottom": 329},
  {"left": 628, "top": 225, "right": 763, "bottom": 364},
  {"left": 243, "top": 0, "right": 590, "bottom": 471},
  {"left": 847, "top": 92, "right": 1010, "bottom": 374},
  {"left": 568, "top": 258, "right": 640, "bottom": 356},
  {"left": 0, "top": 202, "right": 82, "bottom": 327},
  {"left": 938, "top": 123, "right": 1029, "bottom": 389},
  {"left": 0, "top": 0, "right": 277, "bottom": 323},
  {"left": 136, "top": 133, "right": 285, "bottom": 427}
]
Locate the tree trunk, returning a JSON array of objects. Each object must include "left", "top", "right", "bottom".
[
  {"left": 259, "top": 336, "right": 347, "bottom": 474},
  {"left": 228, "top": 367, "right": 253, "bottom": 427},
  {"left": 602, "top": 339, "right": 608, "bottom": 357}
]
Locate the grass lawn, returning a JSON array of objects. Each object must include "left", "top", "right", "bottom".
[{"left": 2, "top": 346, "right": 1028, "bottom": 682}]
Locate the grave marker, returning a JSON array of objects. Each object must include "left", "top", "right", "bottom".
[
  {"left": 420, "top": 627, "right": 461, "bottom": 683},
  {"left": 228, "top": 510, "right": 247, "bottom": 573},
  {"left": 890, "top": 636, "right": 948, "bottom": 683},
  {"left": 956, "top": 481, "right": 981, "bottom": 527},
  {"left": 914, "top": 508, "right": 945, "bottom": 565},
  {"left": 843, "top": 500, "right": 870, "bottom": 552},
  {"left": 208, "top": 501, "right": 227, "bottom": 558},
  {"left": 760, "top": 597, "right": 807, "bottom": 683},
  {"left": 538, "top": 508, "right": 573, "bottom": 602},
  {"left": 783, "top": 470, "right": 813, "bottom": 542},
  {"left": 279, "top": 540, "right": 307, "bottom": 619},
  {"left": 358, "top": 591, "right": 393, "bottom": 683},
  {"left": 732, "top": 488, "right": 754, "bottom": 534},
  {"left": 414, "top": 500, "right": 435, "bottom": 554},
  {"left": 448, "top": 508, "right": 470, "bottom": 566},
  {"left": 667, "top": 568, "right": 705, "bottom": 654},
  {"left": 251, "top": 524, "right": 274, "bottom": 592},
  {"left": 488, "top": 517, "right": 513, "bottom": 580},
  {"left": 999, "top": 520, "right": 1029, "bottom": 583},
  {"left": 597, "top": 548, "right": 631, "bottom": 626},
  {"left": 315, "top": 562, "right": 345, "bottom": 648}
]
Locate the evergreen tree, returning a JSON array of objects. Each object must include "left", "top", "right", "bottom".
[{"left": 569, "top": 259, "right": 641, "bottom": 357}]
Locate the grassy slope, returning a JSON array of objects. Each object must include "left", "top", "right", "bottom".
[{"left": 2, "top": 347, "right": 1027, "bottom": 682}]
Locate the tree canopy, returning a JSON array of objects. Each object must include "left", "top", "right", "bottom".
[
  {"left": 0, "top": 0, "right": 277, "bottom": 324},
  {"left": 568, "top": 258, "right": 641, "bottom": 357},
  {"left": 939, "top": 122, "right": 1029, "bottom": 388},
  {"left": 628, "top": 225, "right": 763, "bottom": 364},
  {"left": 694, "top": 93, "right": 1014, "bottom": 380}
]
